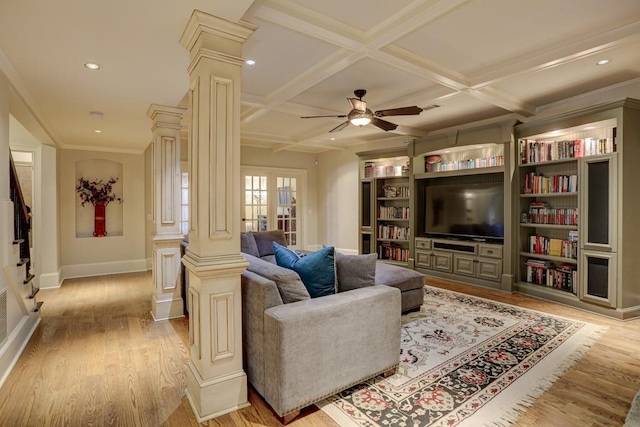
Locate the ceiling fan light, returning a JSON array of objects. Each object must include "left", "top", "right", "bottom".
[{"left": 349, "top": 109, "right": 372, "bottom": 127}]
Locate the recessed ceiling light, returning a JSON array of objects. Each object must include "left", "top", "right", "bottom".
[
  {"left": 444, "top": 150, "right": 451, "bottom": 154},
  {"left": 583, "top": 126, "right": 596, "bottom": 130},
  {"left": 90, "top": 111, "right": 104, "bottom": 118},
  {"left": 84, "top": 62, "right": 102, "bottom": 70},
  {"left": 330, "top": 137, "right": 335, "bottom": 141},
  {"left": 94, "top": 129, "right": 102, "bottom": 134},
  {"left": 596, "top": 59, "right": 610, "bottom": 66},
  {"left": 245, "top": 59, "right": 256, "bottom": 66}
]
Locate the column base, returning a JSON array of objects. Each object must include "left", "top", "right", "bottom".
[
  {"left": 185, "top": 360, "right": 250, "bottom": 422},
  {"left": 150, "top": 295, "right": 184, "bottom": 321}
]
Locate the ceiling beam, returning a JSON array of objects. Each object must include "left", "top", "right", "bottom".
[{"left": 469, "top": 20, "right": 640, "bottom": 88}]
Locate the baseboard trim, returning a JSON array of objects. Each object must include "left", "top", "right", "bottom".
[
  {"left": 39, "top": 270, "right": 62, "bottom": 289},
  {"left": 0, "top": 315, "right": 41, "bottom": 389},
  {"left": 61, "top": 259, "right": 148, "bottom": 282},
  {"left": 146, "top": 257, "right": 152, "bottom": 271}
]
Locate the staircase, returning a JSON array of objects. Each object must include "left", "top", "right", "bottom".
[{"left": 4, "top": 154, "right": 42, "bottom": 315}]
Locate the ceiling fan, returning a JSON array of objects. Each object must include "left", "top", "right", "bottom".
[{"left": 301, "top": 89, "right": 440, "bottom": 133}]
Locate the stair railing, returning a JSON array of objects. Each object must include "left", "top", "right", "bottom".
[{"left": 9, "top": 154, "right": 31, "bottom": 277}]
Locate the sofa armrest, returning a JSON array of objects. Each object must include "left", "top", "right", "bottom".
[
  {"left": 262, "top": 285, "right": 401, "bottom": 416},
  {"left": 241, "top": 270, "right": 284, "bottom": 398}
]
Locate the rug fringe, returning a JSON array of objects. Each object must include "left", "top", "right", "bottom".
[{"left": 488, "top": 325, "right": 608, "bottom": 427}]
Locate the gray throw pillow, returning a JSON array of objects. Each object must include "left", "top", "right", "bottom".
[
  {"left": 252, "top": 230, "right": 288, "bottom": 257},
  {"left": 240, "top": 232, "right": 260, "bottom": 257},
  {"left": 243, "top": 253, "right": 311, "bottom": 303},
  {"left": 336, "top": 252, "right": 377, "bottom": 292}
]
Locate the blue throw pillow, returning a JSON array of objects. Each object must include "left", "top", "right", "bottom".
[{"left": 273, "top": 243, "right": 336, "bottom": 298}]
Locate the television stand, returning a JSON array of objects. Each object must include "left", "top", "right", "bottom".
[{"left": 415, "top": 237, "right": 503, "bottom": 289}]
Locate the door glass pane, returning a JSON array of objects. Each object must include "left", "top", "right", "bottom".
[
  {"left": 243, "top": 175, "right": 268, "bottom": 232},
  {"left": 277, "top": 176, "right": 297, "bottom": 245}
]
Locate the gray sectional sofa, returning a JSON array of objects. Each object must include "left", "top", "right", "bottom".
[{"left": 239, "top": 230, "right": 425, "bottom": 420}]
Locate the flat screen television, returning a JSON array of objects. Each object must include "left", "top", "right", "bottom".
[{"left": 425, "top": 182, "right": 504, "bottom": 241}]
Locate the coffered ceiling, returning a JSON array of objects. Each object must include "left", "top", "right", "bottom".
[{"left": 1, "top": 0, "right": 639, "bottom": 154}]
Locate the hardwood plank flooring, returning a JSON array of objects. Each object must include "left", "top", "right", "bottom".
[{"left": 0, "top": 272, "right": 638, "bottom": 426}]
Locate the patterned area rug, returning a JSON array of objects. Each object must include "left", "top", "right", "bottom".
[{"left": 319, "top": 286, "right": 606, "bottom": 427}]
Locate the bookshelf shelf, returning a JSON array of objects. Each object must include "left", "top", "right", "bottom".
[
  {"left": 522, "top": 282, "right": 575, "bottom": 293},
  {"left": 377, "top": 218, "right": 409, "bottom": 221},
  {"left": 520, "top": 223, "right": 578, "bottom": 230},
  {"left": 519, "top": 252, "right": 578, "bottom": 264},
  {"left": 377, "top": 197, "right": 410, "bottom": 201},
  {"left": 415, "top": 166, "right": 503, "bottom": 180},
  {"left": 518, "top": 158, "right": 577, "bottom": 168},
  {"left": 377, "top": 238, "right": 410, "bottom": 243},
  {"left": 520, "top": 192, "right": 577, "bottom": 198}
]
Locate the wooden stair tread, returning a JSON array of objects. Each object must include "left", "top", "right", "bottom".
[
  {"left": 23, "top": 274, "right": 35, "bottom": 285},
  {"left": 17, "top": 258, "right": 30, "bottom": 267},
  {"left": 12, "top": 239, "right": 24, "bottom": 245},
  {"left": 28, "top": 288, "right": 39, "bottom": 299},
  {"left": 32, "top": 301, "right": 43, "bottom": 313}
]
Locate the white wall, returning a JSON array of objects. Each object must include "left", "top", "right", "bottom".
[
  {"left": 241, "top": 146, "right": 319, "bottom": 248},
  {"left": 59, "top": 149, "right": 146, "bottom": 279}
]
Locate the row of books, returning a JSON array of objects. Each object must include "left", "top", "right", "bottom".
[
  {"left": 364, "top": 162, "right": 410, "bottom": 178},
  {"left": 378, "top": 225, "right": 410, "bottom": 240},
  {"left": 528, "top": 232, "right": 578, "bottom": 258},
  {"left": 425, "top": 155, "right": 504, "bottom": 172},
  {"left": 381, "top": 185, "right": 410, "bottom": 198},
  {"left": 525, "top": 259, "right": 577, "bottom": 293},
  {"left": 527, "top": 202, "right": 578, "bottom": 226},
  {"left": 520, "top": 138, "right": 615, "bottom": 164},
  {"left": 379, "top": 206, "right": 409, "bottom": 219},
  {"left": 378, "top": 242, "right": 410, "bottom": 262},
  {"left": 523, "top": 173, "right": 577, "bottom": 194}
]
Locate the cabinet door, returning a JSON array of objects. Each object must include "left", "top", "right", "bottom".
[
  {"left": 579, "top": 250, "right": 617, "bottom": 308},
  {"left": 580, "top": 154, "right": 617, "bottom": 252},
  {"left": 432, "top": 252, "right": 452, "bottom": 273},
  {"left": 477, "top": 259, "right": 503, "bottom": 282},
  {"left": 415, "top": 250, "right": 432, "bottom": 269},
  {"left": 453, "top": 254, "right": 475, "bottom": 276}
]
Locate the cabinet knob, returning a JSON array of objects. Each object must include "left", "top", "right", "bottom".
[{"left": 486, "top": 250, "right": 493, "bottom": 254}]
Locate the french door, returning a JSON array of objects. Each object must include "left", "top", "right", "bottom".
[{"left": 241, "top": 167, "right": 305, "bottom": 249}]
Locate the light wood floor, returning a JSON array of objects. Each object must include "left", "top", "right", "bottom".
[{"left": 0, "top": 272, "right": 638, "bottom": 426}]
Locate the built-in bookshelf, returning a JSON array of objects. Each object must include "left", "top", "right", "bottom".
[
  {"left": 516, "top": 116, "right": 619, "bottom": 305},
  {"left": 415, "top": 143, "right": 504, "bottom": 175},
  {"left": 359, "top": 153, "right": 412, "bottom": 266}
]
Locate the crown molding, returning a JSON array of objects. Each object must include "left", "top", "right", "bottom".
[{"left": 180, "top": 10, "right": 256, "bottom": 53}]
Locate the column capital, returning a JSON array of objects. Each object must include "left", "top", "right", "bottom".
[
  {"left": 180, "top": 10, "right": 256, "bottom": 53},
  {"left": 147, "top": 104, "right": 186, "bottom": 131}
]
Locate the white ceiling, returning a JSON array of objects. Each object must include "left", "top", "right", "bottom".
[{"left": 1, "top": 0, "right": 639, "bottom": 154}]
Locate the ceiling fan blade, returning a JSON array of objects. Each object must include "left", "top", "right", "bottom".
[
  {"left": 300, "top": 114, "right": 347, "bottom": 119},
  {"left": 374, "top": 106, "right": 423, "bottom": 117},
  {"left": 372, "top": 117, "right": 398, "bottom": 131},
  {"left": 347, "top": 98, "right": 367, "bottom": 112},
  {"left": 329, "top": 121, "right": 350, "bottom": 133}
]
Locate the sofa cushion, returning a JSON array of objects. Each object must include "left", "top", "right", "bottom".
[
  {"left": 273, "top": 243, "right": 337, "bottom": 298},
  {"left": 335, "top": 252, "right": 377, "bottom": 292},
  {"left": 253, "top": 230, "right": 288, "bottom": 257},
  {"left": 243, "top": 253, "right": 310, "bottom": 303},
  {"left": 240, "top": 232, "right": 260, "bottom": 258},
  {"left": 375, "top": 261, "right": 425, "bottom": 292}
]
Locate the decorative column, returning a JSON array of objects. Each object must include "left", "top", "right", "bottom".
[
  {"left": 147, "top": 104, "right": 187, "bottom": 321},
  {"left": 179, "top": 11, "right": 255, "bottom": 422}
]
